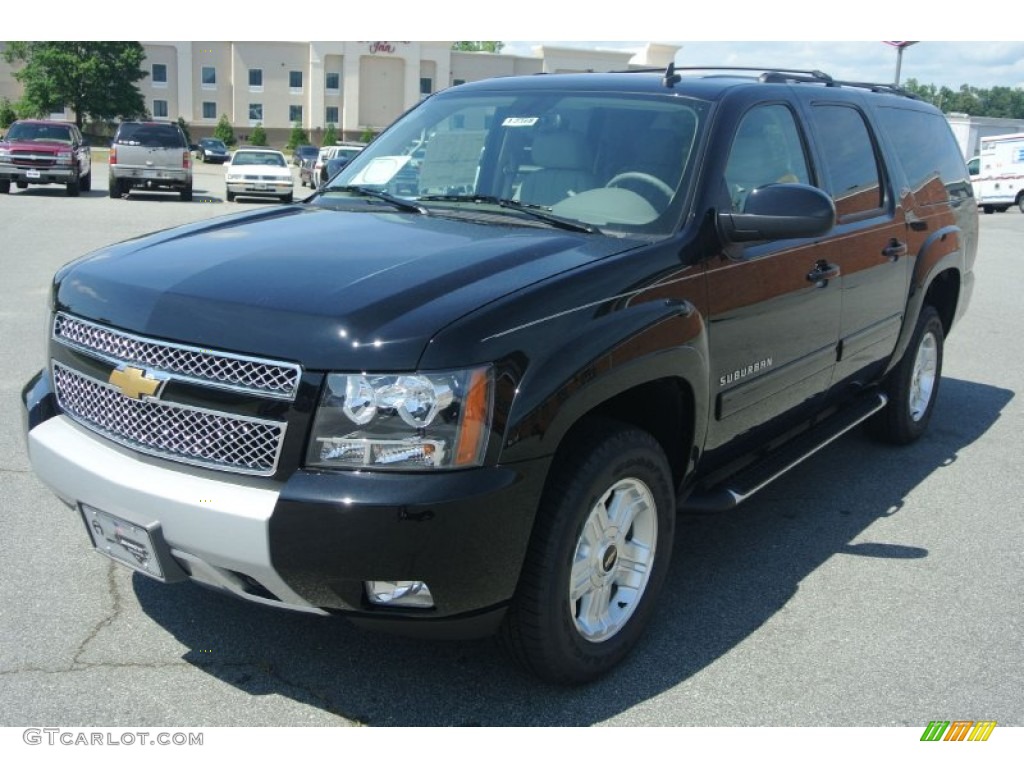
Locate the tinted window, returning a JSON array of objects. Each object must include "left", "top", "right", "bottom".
[
  {"left": 876, "top": 107, "right": 971, "bottom": 203},
  {"left": 6, "top": 122, "right": 72, "bottom": 142},
  {"left": 810, "top": 105, "right": 883, "bottom": 217},
  {"left": 202, "top": 66, "right": 216, "bottom": 86},
  {"left": 724, "top": 104, "right": 811, "bottom": 212},
  {"left": 116, "top": 123, "right": 184, "bottom": 147},
  {"left": 289, "top": 71, "right": 303, "bottom": 89}
]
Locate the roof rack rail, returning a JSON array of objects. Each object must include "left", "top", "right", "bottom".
[{"left": 616, "top": 65, "right": 920, "bottom": 100}]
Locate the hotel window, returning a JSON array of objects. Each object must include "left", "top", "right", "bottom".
[
  {"left": 289, "top": 105, "right": 303, "bottom": 123},
  {"left": 152, "top": 64, "right": 168, "bottom": 87},
  {"left": 202, "top": 102, "right": 217, "bottom": 120},
  {"left": 153, "top": 99, "right": 168, "bottom": 118},
  {"left": 289, "top": 70, "right": 303, "bottom": 93},
  {"left": 201, "top": 66, "right": 216, "bottom": 89},
  {"left": 325, "top": 106, "right": 339, "bottom": 125},
  {"left": 249, "top": 69, "right": 263, "bottom": 91},
  {"left": 419, "top": 77, "right": 433, "bottom": 96},
  {"left": 249, "top": 103, "right": 263, "bottom": 123},
  {"left": 325, "top": 72, "right": 340, "bottom": 92}
]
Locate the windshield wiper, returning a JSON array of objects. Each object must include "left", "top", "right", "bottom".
[
  {"left": 322, "top": 185, "right": 429, "bottom": 215},
  {"left": 417, "top": 195, "right": 600, "bottom": 234}
]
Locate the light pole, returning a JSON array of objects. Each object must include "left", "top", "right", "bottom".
[{"left": 883, "top": 41, "right": 919, "bottom": 86}]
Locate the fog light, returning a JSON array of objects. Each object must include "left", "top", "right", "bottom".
[{"left": 366, "top": 580, "right": 434, "bottom": 608}]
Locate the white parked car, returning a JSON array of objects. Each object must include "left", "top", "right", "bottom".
[{"left": 225, "top": 147, "right": 294, "bottom": 203}]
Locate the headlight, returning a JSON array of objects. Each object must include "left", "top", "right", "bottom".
[
  {"left": 0, "top": 149, "right": 10, "bottom": 161},
  {"left": 225, "top": 173, "right": 241, "bottom": 181},
  {"left": 57, "top": 151, "right": 72, "bottom": 163},
  {"left": 307, "top": 366, "right": 493, "bottom": 470}
]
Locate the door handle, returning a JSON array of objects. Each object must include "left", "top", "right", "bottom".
[
  {"left": 882, "top": 239, "right": 907, "bottom": 262},
  {"left": 807, "top": 260, "right": 840, "bottom": 287}
]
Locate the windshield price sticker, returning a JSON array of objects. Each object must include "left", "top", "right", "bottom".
[{"left": 502, "top": 117, "right": 539, "bottom": 127}]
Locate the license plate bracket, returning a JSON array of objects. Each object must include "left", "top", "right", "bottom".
[{"left": 80, "top": 504, "right": 186, "bottom": 582}]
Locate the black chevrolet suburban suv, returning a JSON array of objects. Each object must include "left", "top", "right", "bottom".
[{"left": 23, "top": 67, "right": 976, "bottom": 683}]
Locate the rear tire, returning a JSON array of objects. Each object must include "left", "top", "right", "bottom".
[
  {"left": 226, "top": 190, "right": 235, "bottom": 202},
  {"left": 281, "top": 192, "right": 293, "bottom": 203},
  {"left": 500, "top": 419, "right": 675, "bottom": 684},
  {"left": 180, "top": 185, "right": 193, "bottom": 202},
  {"left": 867, "top": 305, "right": 944, "bottom": 445},
  {"left": 1018, "top": 195, "right": 1024, "bottom": 214},
  {"left": 108, "top": 176, "right": 121, "bottom": 199}
]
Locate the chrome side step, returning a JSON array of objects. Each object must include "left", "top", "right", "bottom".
[{"left": 679, "top": 391, "right": 888, "bottom": 513}]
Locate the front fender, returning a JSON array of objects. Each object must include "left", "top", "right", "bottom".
[{"left": 499, "top": 299, "right": 710, "bottom": 467}]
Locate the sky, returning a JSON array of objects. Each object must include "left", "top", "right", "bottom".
[
  {"left": 501, "top": 41, "right": 1024, "bottom": 90},
  {"left": 12, "top": 1, "right": 1024, "bottom": 91}
]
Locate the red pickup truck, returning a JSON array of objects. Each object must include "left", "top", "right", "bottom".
[{"left": 0, "top": 119, "right": 92, "bottom": 196}]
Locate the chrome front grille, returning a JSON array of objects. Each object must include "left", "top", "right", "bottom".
[
  {"left": 54, "top": 313, "right": 300, "bottom": 399},
  {"left": 53, "top": 363, "right": 286, "bottom": 476}
]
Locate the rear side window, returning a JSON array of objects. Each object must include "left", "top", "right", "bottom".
[
  {"left": 876, "top": 107, "right": 971, "bottom": 204},
  {"left": 810, "top": 104, "right": 883, "bottom": 219},
  {"left": 116, "top": 124, "right": 185, "bottom": 148}
]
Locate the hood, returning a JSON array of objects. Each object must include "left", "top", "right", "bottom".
[
  {"left": 54, "top": 204, "right": 633, "bottom": 370},
  {"left": 1, "top": 137, "right": 73, "bottom": 153}
]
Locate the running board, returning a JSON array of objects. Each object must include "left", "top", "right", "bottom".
[{"left": 679, "top": 391, "right": 888, "bottom": 513}]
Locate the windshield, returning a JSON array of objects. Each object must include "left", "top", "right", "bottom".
[
  {"left": 323, "top": 86, "right": 708, "bottom": 235},
  {"left": 7, "top": 122, "right": 72, "bottom": 143},
  {"left": 232, "top": 152, "right": 287, "bottom": 167},
  {"left": 202, "top": 139, "right": 227, "bottom": 150}
]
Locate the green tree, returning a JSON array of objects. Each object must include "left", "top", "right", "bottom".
[
  {"left": 213, "top": 114, "right": 236, "bottom": 146},
  {"left": 359, "top": 128, "right": 377, "bottom": 143},
  {"left": 286, "top": 122, "right": 309, "bottom": 151},
  {"left": 176, "top": 116, "right": 192, "bottom": 146},
  {"left": 0, "top": 97, "right": 16, "bottom": 130},
  {"left": 2, "top": 41, "right": 147, "bottom": 128},
  {"left": 250, "top": 123, "right": 268, "bottom": 146},
  {"left": 322, "top": 123, "right": 338, "bottom": 146},
  {"left": 451, "top": 42, "right": 504, "bottom": 53}
]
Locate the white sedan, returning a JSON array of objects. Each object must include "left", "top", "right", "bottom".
[{"left": 225, "top": 148, "right": 294, "bottom": 203}]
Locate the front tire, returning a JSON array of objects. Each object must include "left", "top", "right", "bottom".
[
  {"left": 66, "top": 175, "right": 80, "bottom": 197},
  {"left": 501, "top": 420, "right": 675, "bottom": 684},
  {"left": 868, "top": 305, "right": 944, "bottom": 445},
  {"left": 80, "top": 170, "right": 92, "bottom": 192}
]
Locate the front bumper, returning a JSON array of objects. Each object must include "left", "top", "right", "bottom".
[
  {"left": 226, "top": 180, "right": 294, "bottom": 197},
  {"left": 23, "top": 371, "right": 547, "bottom": 637},
  {"left": 0, "top": 163, "right": 75, "bottom": 183}
]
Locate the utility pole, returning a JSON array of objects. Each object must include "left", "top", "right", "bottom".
[{"left": 883, "top": 41, "right": 919, "bottom": 86}]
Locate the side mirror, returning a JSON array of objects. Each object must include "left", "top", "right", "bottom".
[{"left": 718, "top": 183, "right": 836, "bottom": 243}]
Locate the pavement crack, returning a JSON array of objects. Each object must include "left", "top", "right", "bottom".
[{"left": 71, "top": 560, "right": 124, "bottom": 667}]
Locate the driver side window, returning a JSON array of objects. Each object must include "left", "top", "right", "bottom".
[{"left": 725, "top": 104, "right": 810, "bottom": 212}]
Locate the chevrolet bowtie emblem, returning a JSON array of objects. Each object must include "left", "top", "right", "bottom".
[{"left": 108, "top": 366, "right": 164, "bottom": 400}]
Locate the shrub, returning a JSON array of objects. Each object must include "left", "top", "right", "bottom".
[{"left": 213, "top": 114, "right": 236, "bottom": 146}]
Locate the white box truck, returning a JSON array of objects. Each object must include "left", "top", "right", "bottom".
[{"left": 973, "top": 132, "right": 1024, "bottom": 214}]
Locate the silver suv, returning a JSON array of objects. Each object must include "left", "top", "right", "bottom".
[{"left": 108, "top": 121, "right": 193, "bottom": 201}]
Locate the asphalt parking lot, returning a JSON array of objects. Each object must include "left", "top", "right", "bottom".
[{"left": 1, "top": 165, "right": 1022, "bottom": 727}]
